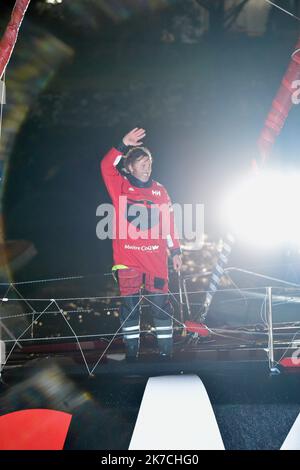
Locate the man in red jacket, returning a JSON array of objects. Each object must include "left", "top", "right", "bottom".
[{"left": 101, "top": 128, "right": 182, "bottom": 360}]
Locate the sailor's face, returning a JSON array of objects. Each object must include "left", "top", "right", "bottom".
[{"left": 129, "top": 156, "right": 152, "bottom": 182}]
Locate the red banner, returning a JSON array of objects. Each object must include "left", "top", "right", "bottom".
[
  {"left": 0, "top": 0, "right": 31, "bottom": 79},
  {"left": 258, "top": 35, "right": 300, "bottom": 161}
]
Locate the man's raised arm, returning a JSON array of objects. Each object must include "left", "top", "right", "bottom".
[{"left": 100, "top": 128, "right": 146, "bottom": 201}]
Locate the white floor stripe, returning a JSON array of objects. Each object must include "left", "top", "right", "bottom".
[
  {"left": 129, "top": 374, "right": 224, "bottom": 450},
  {"left": 281, "top": 411, "right": 300, "bottom": 450}
]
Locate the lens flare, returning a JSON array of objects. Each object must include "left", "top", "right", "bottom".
[{"left": 223, "top": 171, "right": 300, "bottom": 247}]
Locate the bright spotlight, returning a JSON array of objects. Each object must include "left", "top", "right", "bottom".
[{"left": 223, "top": 171, "right": 300, "bottom": 247}]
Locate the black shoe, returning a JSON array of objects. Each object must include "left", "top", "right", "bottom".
[{"left": 158, "top": 352, "right": 173, "bottom": 362}]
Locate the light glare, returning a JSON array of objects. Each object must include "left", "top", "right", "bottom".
[{"left": 223, "top": 171, "right": 300, "bottom": 247}]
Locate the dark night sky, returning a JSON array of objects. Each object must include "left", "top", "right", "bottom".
[{"left": 2, "top": 0, "right": 300, "bottom": 290}]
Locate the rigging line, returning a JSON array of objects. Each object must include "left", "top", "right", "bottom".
[
  {"left": 5, "top": 270, "right": 123, "bottom": 286},
  {"left": 272, "top": 301, "right": 292, "bottom": 307},
  {"left": 258, "top": 293, "right": 268, "bottom": 327},
  {"left": 0, "top": 274, "right": 86, "bottom": 286},
  {"left": 265, "top": 0, "right": 300, "bottom": 21},
  {"left": 2, "top": 299, "right": 55, "bottom": 367},
  {"left": 224, "top": 272, "right": 249, "bottom": 306},
  {"left": 12, "top": 284, "right": 37, "bottom": 314},
  {"left": 0, "top": 308, "right": 93, "bottom": 321},
  {"left": 12, "top": 284, "right": 38, "bottom": 340},
  {"left": 218, "top": 295, "right": 268, "bottom": 306},
  {"left": 211, "top": 327, "right": 268, "bottom": 336},
  {"left": 90, "top": 296, "right": 144, "bottom": 375},
  {"left": 53, "top": 299, "right": 92, "bottom": 376},
  {"left": 0, "top": 285, "right": 24, "bottom": 347},
  {"left": 273, "top": 328, "right": 300, "bottom": 367},
  {"left": 2, "top": 325, "right": 289, "bottom": 345},
  {"left": 3, "top": 262, "right": 300, "bottom": 287},
  {"left": 2, "top": 326, "right": 187, "bottom": 344},
  {"left": 219, "top": 296, "right": 255, "bottom": 304},
  {"left": 0, "top": 284, "right": 13, "bottom": 303},
  {"left": 0, "top": 321, "right": 21, "bottom": 346},
  {"left": 0, "top": 285, "right": 279, "bottom": 302},
  {"left": 208, "top": 328, "right": 260, "bottom": 343},
  {"left": 225, "top": 267, "right": 300, "bottom": 287},
  {"left": 168, "top": 288, "right": 180, "bottom": 305},
  {"left": 212, "top": 325, "right": 300, "bottom": 334},
  {"left": 145, "top": 296, "right": 186, "bottom": 329}
]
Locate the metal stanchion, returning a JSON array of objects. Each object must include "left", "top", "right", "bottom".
[
  {"left": 267, "top": 286, "right": 280, "bottom": 375},
  {"left": 178, "top": 271, "right": 184, "bottom": 323},
  {"left": 183, "top": 277, "right": 192, "bottom": 318}
]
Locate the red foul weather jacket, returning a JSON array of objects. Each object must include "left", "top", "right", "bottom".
[{"left": 101, "top": 145, "right": 181, "bottom": 281}]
